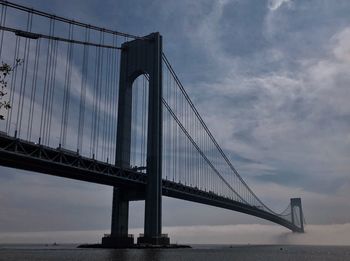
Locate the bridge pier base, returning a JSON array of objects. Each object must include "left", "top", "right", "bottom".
[
  {"left": 101, "top": 236, "right": 134, "bottom": 248},
  {"left": 137, "top": 235, "right": 170, "bottom": 246}
]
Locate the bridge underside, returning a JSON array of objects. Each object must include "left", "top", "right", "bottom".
[{"left": 0, "top": 135, "right": 303, "bottom": 233}]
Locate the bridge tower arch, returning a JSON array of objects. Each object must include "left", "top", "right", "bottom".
[{"left": 103, "top": 32, "right": 169, "bottom": 247}]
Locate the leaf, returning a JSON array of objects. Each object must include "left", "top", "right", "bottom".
[{"left": 3, "top": 101, "right": 11, "bottom": 109}]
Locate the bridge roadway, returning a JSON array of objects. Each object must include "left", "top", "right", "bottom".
[{"left": 0, "top": 134, "right": 303, "bottom": 233}]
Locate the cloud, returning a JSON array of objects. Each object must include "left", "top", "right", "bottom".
[
  {"left": 166, "top": 223, "right": 350, "bottom": 245},
  {"left": 1, "top": 224, "right": 350, "bottom": 245},
  {"left": 268, "top": 0, "right": 292, "bottom": 11},
  {"left": 332, "top": 27, "right": 350, "bottom": 63},
  {"left": 193, "top": 25, "right": 350, "bottom": 177}
]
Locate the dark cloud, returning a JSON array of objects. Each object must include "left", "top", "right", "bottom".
[{"left": 219, "top": 1, "right": 269, "bottom": 57}]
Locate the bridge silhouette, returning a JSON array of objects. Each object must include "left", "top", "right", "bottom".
[{"left": 0, "top": 1, "right": 304, "bottom": 247}]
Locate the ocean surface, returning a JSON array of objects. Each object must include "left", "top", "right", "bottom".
[{"left": 0, "top": 244, "right": 349, "bottom": 261}]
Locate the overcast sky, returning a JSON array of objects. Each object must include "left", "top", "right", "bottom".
[{"left": 1, "top": 0, "right": 350, "bottom": 244}]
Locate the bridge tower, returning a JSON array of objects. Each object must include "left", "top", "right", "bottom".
[
  {"left": 291, "top": 198, "right": 304, "bottom": 232},
  {"left": 102, "top": 32, "right": 169, "bottom": 247}
]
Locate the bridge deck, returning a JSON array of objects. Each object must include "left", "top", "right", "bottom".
[{"left": 0, "top": 134, "right": 302, "bottom": 232}]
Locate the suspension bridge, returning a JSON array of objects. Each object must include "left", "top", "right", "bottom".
[{"left": 0, "top": 1, "right": 304, "bottom": 247}]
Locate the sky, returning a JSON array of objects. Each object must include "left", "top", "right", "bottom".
[{"left": 1, "top": 0, "right": 350, "bottom": 244}]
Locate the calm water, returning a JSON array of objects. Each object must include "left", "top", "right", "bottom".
[{"left": 0, "top": 244, "right": 350, "bottom": 261}]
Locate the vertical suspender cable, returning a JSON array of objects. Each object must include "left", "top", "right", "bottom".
[
  {"left": 111, "top": 41, "right": 120, "bottom": 163},
  {"left": 60, "top": 22, "right": 74, "bottom": 147},
  {"left": 104, "top": 47, "right": 112, "bottom": 162},
  {"left": 106, "top": 36, "right": 113, "bottom": 161},
  {"left": 39, "top": 18, "right": 53, "bottom": 143},
  {"left": 46, "top": 39, "right": 58, "bottom": 145},
  {"left": 106, "top": 39, "right": 113, "bottom": 161},
  {"left": 90, "top": 33, "right": 101, "bottom": 158},
  {"left": 60, "top": 23, "right": 70, "bottom": 146},
  {"left": 95, "top": 31, "right": 104, "bottom": 159},
  {"left": 77, "top": 27, "right": 90, "bottom": 153},
  {"left": 109, "top": 34, "right": 117, "bottom": 162},
  {"left": 27, "top": 38, "right": 41, "bottom": 140},
  {"left": 16, "top": 11, "right": 33, "bottom": 137},
  {"left": 0, "top": 4, "right": 7, "bottom": 58},
  {"left": 101, "top": 48, "right": 107, "bottom": 161}
]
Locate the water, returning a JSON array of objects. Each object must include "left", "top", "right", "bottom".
[{"left": 0, "top": 244, "right": 350, "bottom": 261}]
